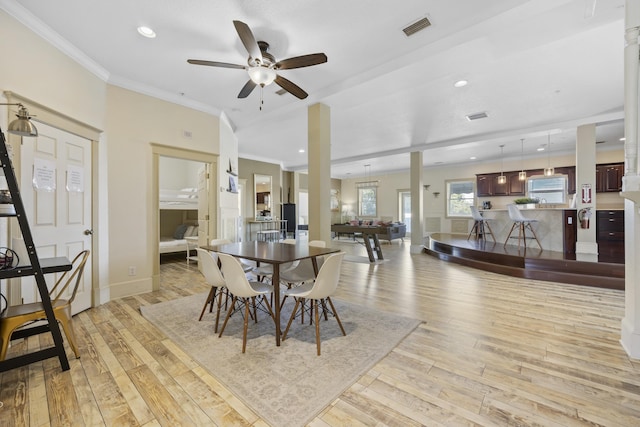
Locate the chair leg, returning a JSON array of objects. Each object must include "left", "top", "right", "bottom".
[
  {"left": 320, "top": 299, "right": 329, "bottom": 321},
  {"left": 262, "top": 295, "right": 275, "bottom": 321},
  {"left": 326, "top": 297, "right": 346, "bottom": 336},
  {"left": 57, "top": 312, "right": 80, "bottom": 358},
  {"left": 0, "top": 320, "right": 17, "bottom": 361},
  {"left": 314, "top": 299, "right": 321, "bottom": 356},
  {"left": 218, "top": 296, "right": 237, "bottom": 338},
  {"left": 199, "top": 286, "right": 217, "bottom": 321},
  {"left": 484, "top": 221, "right": 495, "bottom": 242},
  {"left": 214, "top": 288, "right": 226, "bottom": 333},
  {"left": 242, "top": 300, "right": 249, "bottom": 353},
  {"left": 251, "top": 296, "right": 258, "bottom": 323},
  {"left": 282, "top": 298, "right": 300, "bottom": 341},
  {"left": 467, "top": 221, "right": 478, "bottom": 240},
  {"left": 503, "top": 222, "right": 519, "bottom": 247},
  {"left": 526, "top": 222, "right": 542, "bottom": 249}
]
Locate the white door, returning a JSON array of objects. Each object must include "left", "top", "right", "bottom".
[
  {"left": 20, "top": 122, "right": 92, "bottom": 314},
  {"left": 197, "top": 164, "right": 210, "bottom": 246}
]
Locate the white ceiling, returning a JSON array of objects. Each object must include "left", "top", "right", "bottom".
[{"left": 3, "top": 0, "right": 626, "bottom": 179}]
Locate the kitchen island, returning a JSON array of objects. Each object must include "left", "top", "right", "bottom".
[{"left": 479, "top": 208, "right": 575, "bottom": 252}]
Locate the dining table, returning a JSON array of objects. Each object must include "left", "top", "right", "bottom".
[{"left": 201, "top": 241, "right": 340, "bottom": 346}]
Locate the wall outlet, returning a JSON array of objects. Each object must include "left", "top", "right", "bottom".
[{"left": 128, "top": 266, "right": 136, "bottom": 276}]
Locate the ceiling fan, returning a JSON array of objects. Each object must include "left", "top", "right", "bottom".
[{"left": 188, "top": 20, "right": 327, "bottom": 100}]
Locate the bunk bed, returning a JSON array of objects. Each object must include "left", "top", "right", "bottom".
[{"left": 159, "top": 188, "right": 199, "bottom": 257}]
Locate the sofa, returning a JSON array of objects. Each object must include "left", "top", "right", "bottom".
[{"left": 376, "top": 223, "right": 406, "bottom": 243}]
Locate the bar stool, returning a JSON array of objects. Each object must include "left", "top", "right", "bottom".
[
  {"left": 467, "top": 206, "right": 494, "bottom": 242},
  {"left": 257, "top": 230, "right": 280, "bottom": 242},
  {"left": 504, "top": 204, "right": 542, "bottom": 249}
]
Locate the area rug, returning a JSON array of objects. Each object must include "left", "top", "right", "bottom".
[{"left": 140, "top": 293, "right": 420, "bottom": 427}]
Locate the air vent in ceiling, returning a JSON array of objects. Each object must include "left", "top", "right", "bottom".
[
  {"left": 596, "top": 140, "right": 605, "bottom": 144},
  {"left": 403, "top": 16, "right": 431, "bottom": 37},
  {"left": 466, "top": 112, "right": 488, "bottom": 121},
  {"left": 275, "top": 88, "right": 287, "bottom": 96}
]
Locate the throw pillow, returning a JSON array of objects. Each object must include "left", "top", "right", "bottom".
[{"left": 173, "top": 224, "right": 189, "bottom": 239}]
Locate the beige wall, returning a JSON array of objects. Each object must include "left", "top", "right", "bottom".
[
  {"left": 0, "top": 11, "right": 106, "bottom": 128},
  {"left": 106, "top": 85, "right": 220, "bottom": 297}
]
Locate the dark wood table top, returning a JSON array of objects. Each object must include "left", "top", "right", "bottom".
[{"left": 202, "top": 241, "right": 340, "bottom": 264}]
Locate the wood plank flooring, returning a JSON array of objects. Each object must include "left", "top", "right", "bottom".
[{"left": 1, "top": 240, "right": 638, "bottom": 426}]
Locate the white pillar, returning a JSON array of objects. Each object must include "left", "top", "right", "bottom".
[
  {"left": 307, "top": 103, "right": 331, "bottom": 244},
  {"left": 575, "top": 124, "right": 598, "bottom": 259},
  {"left": 620, "top": 0, "right": 640, "bottom": 359},
  {"left": 410, "top": 151, "right": 424, "bottom": 253}
]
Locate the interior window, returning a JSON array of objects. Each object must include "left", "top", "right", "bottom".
[
  {"left": 358, "top": 187, "right": 377, "bottom": 217},
  {"left": 446, "top": 180, "right": 475, "bottom": 217}
]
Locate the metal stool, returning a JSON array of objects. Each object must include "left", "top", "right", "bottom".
[
  {"left": 467, "top": 206, "right": 495, "bottom": 241},
  {"left": 257, "top": 230, "right": 280, "bottom": 242}
]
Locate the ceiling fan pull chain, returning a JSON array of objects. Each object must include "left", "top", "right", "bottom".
[{"left": 260, "top": 85, "right": 264, "bottom": 111}]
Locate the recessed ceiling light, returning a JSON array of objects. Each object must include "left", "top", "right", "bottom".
[
  {"left": 469, "top": 156, "right": 476, "bottom": 160},
  {"left": 137, "top": 26, "right": 156, "bottom": 38},
  {"left": 620, "top": 137, "right": 626, "bottom": 141},
  {"left": 454, "top": 80, "right": 468, "bottom": 88},
  {"left": 298, "top": 149, "right": 305, "bottom": 153},
  {"left": 537, "top": 147, "right": 545, "bottom": 152}
]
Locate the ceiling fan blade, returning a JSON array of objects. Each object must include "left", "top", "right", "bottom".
[
  {"left": 187, "top": 59, "right": 246, "bottom": 69},
  {"left": 233, "top": 20, "right": 262, "bottom": 62},
  {"left": 274, "top": 75, "right": 308, "bottom": 99},
  {"left": 275, "top": 53, "right": 327, "bottom": 70},
  {"left": 238, "top": 80, "right": 257, "bottom": 98}
]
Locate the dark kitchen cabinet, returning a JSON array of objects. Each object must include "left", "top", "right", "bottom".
[{"left": 596, "top": 163, "right": 623, "bottom": 193}]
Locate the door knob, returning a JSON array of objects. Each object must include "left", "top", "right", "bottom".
[{"left": 84, "top": 229, "right": 93, "bottom": 235}]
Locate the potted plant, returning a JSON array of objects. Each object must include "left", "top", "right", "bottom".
[{"left": 513, "top": 197, "right": 539, "bottom": 209}]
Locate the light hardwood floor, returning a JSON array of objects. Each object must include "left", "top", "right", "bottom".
[{"left": 1, "top": 241, "right": 638, "bottom": 426}]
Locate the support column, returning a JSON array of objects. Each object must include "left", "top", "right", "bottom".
[
  {"left": 308, "top": 103, "right": 331, "bottom": 244},
  {"left": 620, "top": 0, "right": 640, "bottom": 359},
  {"left": 575, "top": 123, "right": 598, "bottom": 259},
  {"left": 410, "top": 151, "right": 424, "bottom": 254}
]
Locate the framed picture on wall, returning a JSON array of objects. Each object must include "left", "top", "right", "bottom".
[
  {"left": 330, "top": 189, "right": 340, "bottom": 211},
  {"left": 228, "top": 175, "right": 238, "bottom": 193}
]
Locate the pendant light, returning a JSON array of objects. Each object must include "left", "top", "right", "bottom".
[
  {"left": 518, "top": 139, "right": 527, "bottom": 181},
  {"left": 544, "top": 134, "right": 554, "bottom": 176},
  {"left": 497, "top": 145, "right": 507, "bottom": 184}
]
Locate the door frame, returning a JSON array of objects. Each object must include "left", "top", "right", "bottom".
[
  {"left": 151, "top": 144, "right": 218, "bottom": 291},
  {"left": 3, "top": 91, "right": 102, "bottom": 307}
]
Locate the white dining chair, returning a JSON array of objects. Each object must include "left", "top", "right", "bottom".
[
  {"left": 279, "top": 240, "right": 327, "bottom": 308},
  {"left": 217, "top": 253, "right": 275, "bottom": 353},
  {"left": 210, "top": 238, "right": 254, "bottom": 274},
  {"left": 467, "top": 206, "right": 495, "bottom": 242},
  {"left": 195, "top": 248, "right": 228, "bottom": 333},
  {"left": 504, "top": 204, "right": 542, "bottom": 249},
  {"left": 281, "top": 251, "right": 346, "bottom": 356}
]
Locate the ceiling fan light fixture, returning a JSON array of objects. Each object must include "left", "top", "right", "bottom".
[{"left": 248, "top": 66, "right": 276, "bottom": 86}]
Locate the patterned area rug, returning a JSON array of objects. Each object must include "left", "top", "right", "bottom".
[{"left": 141, "top": 293, "right": 420, "bottom": 427}]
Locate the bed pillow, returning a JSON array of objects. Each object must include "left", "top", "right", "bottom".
[
  {"left": 173, "top": 224, "right": 189, "bottom": 239},
  {"left": 184, "top": 225, "right": 195, "bottom": 238}
]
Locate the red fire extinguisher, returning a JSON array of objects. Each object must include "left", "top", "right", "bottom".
[{"left": 578, "top": 207, "right": 592, "bottom": 229}]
